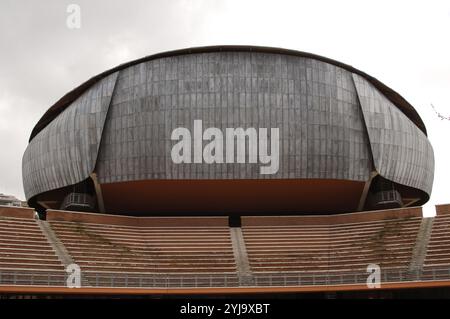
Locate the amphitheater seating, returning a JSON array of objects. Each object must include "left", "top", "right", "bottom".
[
  {"left": 242, "top": 208, "right": 423, "bottom": 284},
  {"left": 3, "top": 205, "right": 450, "bottom": 289},
  {"left": 423, "top": 204, "right": 450, "bottom": 280},
  {"left": 0, "top": 207, "right": 65, "bottom": 285},
  {"left": 46, "top": 211, "right": 238, "bottom": 287}
]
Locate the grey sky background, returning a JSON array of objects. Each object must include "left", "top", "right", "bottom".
[{"left": 0, "top": 0, "right": 448, "bottom": 216}]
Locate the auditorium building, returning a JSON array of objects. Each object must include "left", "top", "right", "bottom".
[{"left": 0, "top": 46, "right": 449, "bottom": 298}]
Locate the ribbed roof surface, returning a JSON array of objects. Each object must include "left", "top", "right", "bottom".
[{"left": 29, "top": 45, "right": 427, "bottom": 141}]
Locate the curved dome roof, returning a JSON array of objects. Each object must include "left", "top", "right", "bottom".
[
  {"left": 23, "top": 45, "right": 434, "bottom": 214},
  {"left": 29, "top": 45, "right": 427, "bottom": 141}
]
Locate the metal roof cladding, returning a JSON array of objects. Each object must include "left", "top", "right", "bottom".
[{"left": 29, "top": 45, "right": 427, "bottom": 141}]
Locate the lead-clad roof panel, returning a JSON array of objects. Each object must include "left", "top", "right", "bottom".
[
  {"left": 28, "top": 46, "right": 427, "bottom": 141},
  {"left": 352, "top": 73, "right": 434, "bottom": 196},
  {"left": 94, "top": 52, "right": 373, "bottom": 184},
  {"left": 22, "top": 72, "right": 119, "bottom": 200}
]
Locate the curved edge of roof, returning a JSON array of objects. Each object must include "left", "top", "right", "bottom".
[{"left": 29, "top": 45, "right": 427, "bottom": 141}]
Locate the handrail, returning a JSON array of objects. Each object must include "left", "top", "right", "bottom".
[{"left": 1, "top": 267, "right": 450, "bottom": 288}]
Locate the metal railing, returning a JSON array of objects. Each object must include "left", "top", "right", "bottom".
[{"left": 1, "top": 267, "right": 450, "bottom": 288}]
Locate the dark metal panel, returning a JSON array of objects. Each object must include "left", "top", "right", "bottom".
[
  {"left": 96, "top": 52, "right": 372, "bottom": 183},
  {"left": 352, "top": 74, "right": 434, "bottom": 195},
  {"left": 22, "top": 72, "right": 119, "bottom": 200},
  {"left": 29, "top": 45, "right": 427, "bottom": 141}
]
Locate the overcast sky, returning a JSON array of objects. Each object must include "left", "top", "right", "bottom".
[{"left": 0, "top": 0, "right": 448, "bottom": 216}]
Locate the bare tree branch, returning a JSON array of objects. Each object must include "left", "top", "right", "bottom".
[{"left": 431, "top": 103, "right": 450, "bottom": 121}]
